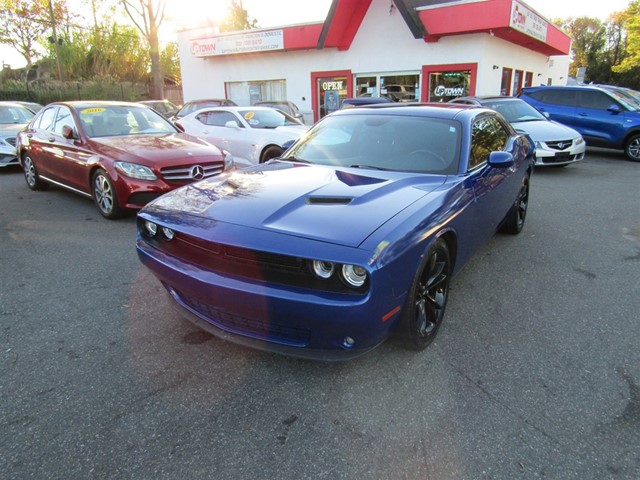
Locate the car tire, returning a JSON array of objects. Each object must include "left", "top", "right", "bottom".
[
  {"left": 91, "top": 169, "right": 125, "bottom": 219},
  {"left": 260, "top": 145, "right": 283, "bottom": 163},
  {"left": 399, "top": 238, "right": 451, "bottom": 351},
  {"left": 22, "top": 154, "right": 48, "bottom": 191},
  {"left": 500, "top": 173, "right": 530, "bottom": 234},
  {"left": 624, "top": 134, "right": 640, "bottom": 162}
]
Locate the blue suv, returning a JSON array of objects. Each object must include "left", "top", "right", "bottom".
[{"left": 519, "top": 85, "right": 640, "bottom": 161}]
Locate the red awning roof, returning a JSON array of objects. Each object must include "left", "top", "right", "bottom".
[{"left": 246, "top": 0, "right": 570, "bottom": 56}]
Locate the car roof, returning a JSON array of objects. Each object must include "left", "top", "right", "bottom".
[
  {"left": 50, "top": 100, "right": 149, "bottom": 109},
  {"left": 330, "top": 102, "right": 488, "bottom": 121}
]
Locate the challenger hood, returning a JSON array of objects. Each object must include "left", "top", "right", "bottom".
[{"left": 148, "top": 162, "right": 446, "bottom": 247}]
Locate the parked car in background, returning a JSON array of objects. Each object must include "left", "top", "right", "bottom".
[
  {"left": 17, "top": 101, "right": 233, "bottom": 219},
  {"left": 0, "top": 101, "right": 36, "bottom": 168},
  {"left": 519, "top": 85, "right": 640, "bottom": 161},
  {"left": 137, "top": 103, "right": 534, "bottom": 360},
  {"left": 15, "top": 101, "right": 44, "bottom": 113},
  {"left": 341, "top": 97, "right": 393, "bottom": 108},
  {"left": 138, "top": 99, "right": 180, "bottom": 119},
  {"left": 255, "top": 100, "right": 305, "bottom": 123},
  {"left": 450, "top": 96, "right": 585, "bottom": 167},
  {"left": 171, "top": 98, "right": 237, "bottom": 121},
  {"left": 175, "top": 106, "right": 308, "bottom": 166}
]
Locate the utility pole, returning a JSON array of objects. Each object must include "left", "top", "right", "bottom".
[{"left": 48, "top": 0, "right": 64, "bottom": 81}]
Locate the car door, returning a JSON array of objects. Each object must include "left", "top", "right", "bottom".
[
  {"left": 465, "top": 115, "right": 517, "bottom": 247},
  {"left": 572, "top": 89, "right": 627, "bottom": 147},
  {"left": 48, "top": 106, "right": 95, "bottom": 193},
  {"left": 196, "top": 110, "right": 255, "bottom": 163},
  {"left": 25, "top": 106, "right": 60, "bottom": 180}
]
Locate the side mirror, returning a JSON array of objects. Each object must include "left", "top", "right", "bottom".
[
  {"left": 62, "top": 124, "right": 76, "bottom": 140},
  {"left": 607, "top": 104, "right": 622, "bottom": 114},
  {"left": 225, "top": 120, "right": 240, "bottom": 128},
  {"left": 174, "top": 122, "right": 185, "bottom": 132},
  {"left": 541, "top": 111, "right": 550, "bottom": 119},
  {"left": 488, "top": 151, "right": 514, "bottom": 168}
]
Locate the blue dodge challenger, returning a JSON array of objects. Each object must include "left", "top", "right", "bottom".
[{"left": 136, "top": 104, "right": 534, "bottom": 360}]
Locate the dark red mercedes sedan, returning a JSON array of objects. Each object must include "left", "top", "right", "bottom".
[{"left": 17, "top": 101, "right": 234, "bottom": 219}]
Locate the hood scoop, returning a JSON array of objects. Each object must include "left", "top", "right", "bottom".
[{"left": 307, "top": 196, "right": 353, "bottom": 205}]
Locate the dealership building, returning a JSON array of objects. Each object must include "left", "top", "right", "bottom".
[{"left": 176, "top": 0, "right": 571, "bottom": 124}]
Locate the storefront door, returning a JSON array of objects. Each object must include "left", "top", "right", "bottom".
[{"left": 311, "top": 70, "right": 352, "bottom": 122}]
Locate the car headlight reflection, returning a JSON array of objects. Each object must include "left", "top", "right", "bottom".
[
  {"left": 341, "top": 264, "right": 368, "bottom": 287},
  {"left": 144, "top": 220, "right": 158, "bottom": 237},
  {"left": 114, "top": 161, "right": 157, "bottom": 180},
  {"left": 311, "top": 259, "right": 368, "bottom": 289},
  {"left": 312, "top": 260, "right": 335, "bottom": 279},
  {"left": 161, "top": 227, "right": 175, "bottom": 240}
]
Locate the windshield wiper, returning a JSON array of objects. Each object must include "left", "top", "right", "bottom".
[
  {"left": 281, "top": 156, "right": 311, "bottom": 164},
  {"left": 349, "top": 164, "right": 392, "bottom": 171}
]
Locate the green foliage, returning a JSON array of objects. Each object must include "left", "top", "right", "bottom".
[
  {"left": 613, "top": 0, "right": 640, "bottom": 73},
  {"left": 219, "top": 0, "right": 257, "bottom": 33},
  {"left": 160, "top": 41, "right": 181, "bottom": 84},
  {"left": 47, "top": 24, "right": 148, "bottom": 82},
  {"left": 0, "top": 0, "right": 68, "bottom": 66},
  {"left": 558, "top": 5, "right": 640, "bottom": 90},
  {"left": 0, "top": 78, "right": 147, "bottom": 103}
]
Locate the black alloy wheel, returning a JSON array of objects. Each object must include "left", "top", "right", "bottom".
[
  {"left": 501, "top": 173, "right": 530, "bottom": 234},
  {"left": 401, "top": 238, "right": 452, "bottom": 350}
]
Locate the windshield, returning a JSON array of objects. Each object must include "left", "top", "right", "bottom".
[
  {"left": 237, "top": 108, "right": 302, "bottom": 128},
  {"left": 281, "top": 113, "right": 461, "bottom": 174},
  {"left": 601, "top": 87, "right": 640, "bottom": 111},
  {"left": 78, "top": 105, "right": 178, "bottom": 138},
  {"left": 485, "top": 100, "right": 546, "bottom": 123},
  {"left": 0, "top": 105, "right": 35, "bottom": 124}
]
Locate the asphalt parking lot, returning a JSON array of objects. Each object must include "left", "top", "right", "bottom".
[{"left": 1, "top": 149, "right": 639, "bottom": 480}]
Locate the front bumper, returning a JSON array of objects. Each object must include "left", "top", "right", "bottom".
[
  {"left": 534, "top": 143, "right": 586, "bottom": 166},
  {"left": 136, "top": 237, "right": 400, "bottom": 361}
]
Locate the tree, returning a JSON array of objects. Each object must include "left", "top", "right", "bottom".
[
  {"left": 120, "top": 0, "right": 165, "bottom": 98},
  {"left": 613, "top": 0, "right": 640, "bottom": 73},
  {"left": 0, "top": 0, "right": 68, "bottom": 67},
  {"left": 160, "top": 41, "right": 181, "bottom": 85},
  {"left": 52, "top": 23, "right": 148, "bottom": 81},
  {"left": 219, "top": 0, "right": 257, "bottom": 33}
]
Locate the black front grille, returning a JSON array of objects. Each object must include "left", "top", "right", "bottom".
[
  {"left": 177, "top": 290, "right": 311, "bottom": 345},
  {"left": 546, "top": 140, "right": 573, "bottom": 151},
  {"left": 139, "top": 221, "right": 368, "bottom": 295},
  {"left": 160, "top": 162, "right": 224, "bottom": 183}
]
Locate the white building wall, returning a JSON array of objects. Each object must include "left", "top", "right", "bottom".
[{"left": 177, "top": 0, "right": 569, "bottom": 117}]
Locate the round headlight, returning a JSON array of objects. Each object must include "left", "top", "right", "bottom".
[
  {"left": 144, "top": 220, "right": 157, "bottom": 237},
  {"left": 341, "top": 264, "right": 367, "bottom": 287},
  {"left": 312, "top": 260, "right": 335, "bottom": 279},
  {"left": 161, "top": 227, "right": 175, "bottom": 240}
]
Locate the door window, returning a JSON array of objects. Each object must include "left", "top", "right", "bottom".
[
  {"left": 53, "top": 107, "right": 76, "bottom": 136},
  {"left": 577, "top": 91, "right": 618, "bottom": 110},
  {"left": 38, "top": 107, "right": 58, "bottom": 131},
  {"left": 197, "top": 111, "right": 241, "bottom": 127},
  {"left": 469, "top": 116, "right": 509, "bottom": 170}
]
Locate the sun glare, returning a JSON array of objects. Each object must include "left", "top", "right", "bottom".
[{"left": 167, "top": 0, "right": 230, "bottom": 30}]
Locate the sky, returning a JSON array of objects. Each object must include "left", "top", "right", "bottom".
[{"left": 0, "top": 0, "right": 634, "bottom": 69}]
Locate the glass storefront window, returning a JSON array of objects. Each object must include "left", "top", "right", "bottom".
[
  {"left": 355, "top": 73, "right": 420, "bottom": 102},
  {"left": 317, "top": 76, "right": 347, "bottom": 119},
  {"left": 428, "top": 71, "right": 470, "bottom": 102}
]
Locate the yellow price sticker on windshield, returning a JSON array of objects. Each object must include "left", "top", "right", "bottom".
[
  {"left": 81, "top": 108, "right": 106, "bottom": 114},
  {"left": 244, "top": 111, "right": 255, "bottom": 120}
]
